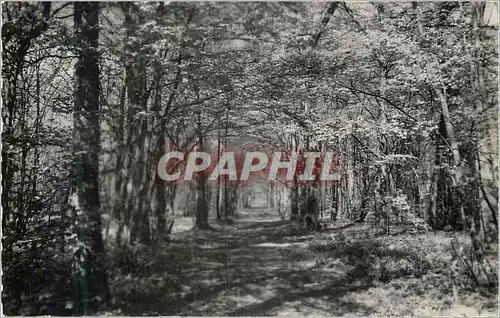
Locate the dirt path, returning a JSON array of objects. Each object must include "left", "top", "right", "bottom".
[
  {"left": 159, "top": 207, "right": 373, "bottom": 316},
  {"left": 112, "top": 206, "right": 497, "bottom": 316}
]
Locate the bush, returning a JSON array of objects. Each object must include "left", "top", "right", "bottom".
[{"left": 3, "top": 218, "right": 75, "bottom": 315}]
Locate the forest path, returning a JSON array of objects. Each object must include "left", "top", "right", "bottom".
[
  {"left": 172, "top": 206, "right": 367, "bottom": 316},
  {"left": 112, "top": 205, "right": 497, "bottom": 316}
]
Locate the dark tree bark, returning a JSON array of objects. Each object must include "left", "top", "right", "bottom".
[
  {"left": 312, "top": 2, "right": 339, "bottom": 47},
  {"left": 216, "top": 128, "right": 221, "bottom": 220},
  {"left": 195, "top": 114, "right": 210, "bottom": 229},
  {"left": 70, "top": 2, "right": 110, "bottom": 314},
  {"left": 290, "top": 183, "right": 299, "bottom": 221}
]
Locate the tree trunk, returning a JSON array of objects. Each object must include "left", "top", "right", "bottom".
[
  {"left": 70, "top": 2, "right": 109, "bottom": 314},
  {"left": 216, "top": 128, "right": 221, "bottom": 220},
  {"left": 112, "top": 67, "right": 127, "bottom": 246},
  {"left": 195, "top": 114, "right": 209, "bottom": 229},
  {"left": 290, "top": 183, "right": 299, "bottom": 221},
  {"left": 269, "top": 184, "right": 275, "bottom": 208}
]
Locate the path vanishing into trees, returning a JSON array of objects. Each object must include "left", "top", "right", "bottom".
[
  {"left": 112, "top": 204, "right": 496, "bottom": 317},
  {"left": 3, "top": 3, "right": 498, "bottom": 316},
  {"left": 115, "top": 205, "right": 372, "bottom": 316}
]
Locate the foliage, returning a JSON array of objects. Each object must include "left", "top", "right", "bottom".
[{"left": 2, "top": 1, "right": 497, "bottom": 315}]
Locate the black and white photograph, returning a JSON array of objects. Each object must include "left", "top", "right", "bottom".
[{"left": 1, "top": 1, "right": 498, "bottom": 316}]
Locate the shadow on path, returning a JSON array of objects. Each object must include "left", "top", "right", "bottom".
[{"left": 112, "top": 207, "right": 433, "bottom": 316}]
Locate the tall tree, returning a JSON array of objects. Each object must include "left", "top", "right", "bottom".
[{"left": 70, "top": 2, "right": 109, "bottom": 314}]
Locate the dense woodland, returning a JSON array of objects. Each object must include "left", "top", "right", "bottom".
[{"left": 2, "top": 1, "right": 498, "bottom": 316}]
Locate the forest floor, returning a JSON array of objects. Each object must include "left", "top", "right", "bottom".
[{"left": 110, "top": 206, "right": 498, "bottom": 316}]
